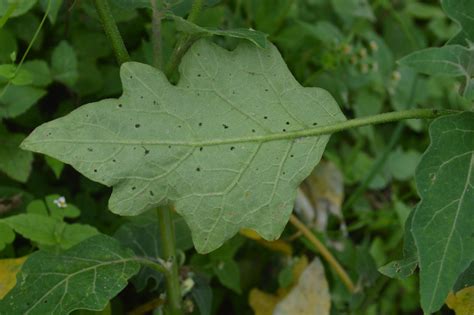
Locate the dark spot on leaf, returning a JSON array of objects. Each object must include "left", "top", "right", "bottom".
[
  {"left": 153, "top": 100, "right": 157, "bottom": 105},
  {"left": 196, "top": 167, "right": 201, "bottom": 172},
  {"left": 178, "top": 125, "right": 182, "bottom": 128},
  {"left": 290, "top": 155, "right": 294, "bottom": 158},
  {"left": 168, "top": 145, "right": 172, "bottom": 149},
  {"left": 230, "top": 146, "right": 235, "bottom": 151},
  {"left": 118, "top": 104, "right": 122, "bottom": 108},
  {"left": 198, "top": 122, "right": 202, "bottom": 126},
  {"left": 199, "top": 147, "right": 203, "bottom": 151},
  {"left": 129, "top": 76, "right": 133, "bottom": 79},
  {"left": 283, "top": 172, "right": 286, "bottom": 175},
  {"left": 43, "top": 300, "right": 48, "bottom": 304},
  {"left": 94, "top": 169, "right": 97, "bottom": 173},
  {"left": 282, "top": 129, "right": 286, "bottom": 132},
  {"left": 223, "top": 124, "right": 229, "bottom": 129},
  {"left": 140, "top": 96, "right": 144, "bottom": 99},
  {"left": 197, "top": 74, "right": 201, "bottom": 77},
  {"left": 286, "top": 121, "right": 290, "bottom": 125},
  {"left": 264, "top": 116, "right": 268, "bottom": 119},
  {"left": 132, "top": 186, "right": 136, "bottom": 190},
  {"left": 88, "top": 148, "right": 93, "bottom": 152},
  {"left": 312, "top": 122, "right": 318, "bottom": 126},
  {"left": 252, "top": 129, "right": 256, "bottom": 133},
  {"left": 232, "top": 90, "right": 236, "bottom": 94},
  {"left": 197, "top": 92, "right": 200, "bottom": 96},
  {"left": 265, "top": 89, "right": 269, "bottom": 92},
  {"left": 144, "top": 149, "right": 150, "bottom": 155},
  {"left": 197, "top": 53, "right": 201, "bottom": 56},
  {"left": 112, "top": 159, "right": 116, "bottom": 162},
  {"left": 135, "top": 124, "right": 141, "bottom": 128},
  {"left": 47, "top": 132, "right": 51, "bottom": 136},
  {"left": 149, "top": 190, "right": 154, "bottom": 196}
]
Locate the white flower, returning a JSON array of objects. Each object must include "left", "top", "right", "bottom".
[{"left": 53, "top": 196, "right": 67, "bottom": 208}]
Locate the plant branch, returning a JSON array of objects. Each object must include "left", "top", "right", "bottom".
[
  {"left": 93, "top": 0, "right": 130, "bottom": 65},
  {"left": 151, "top": 0, "right": 163, "bottom": 69},
  {"left": 165, "top": 0, "right": 204, "bottom": 77},
  {"left": 157, "top": 207, "right": 183, "bottom": 315},
  {"left": 343, "top": 77, "right": 420, "bottom": 212},
  {"left": 289, "top": 214, "right": 356, "bottom": 293}
]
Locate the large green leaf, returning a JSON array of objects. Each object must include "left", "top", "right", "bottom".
[
  {"left": 0, "top": 234, "right": 140, "bottom": 314},
  {"left": 442, "top": 0, "right": 474, "bottom": 45},
  {"left": 411, "top": 112, "right": 474, "bottom": 313},
  {"left": 21, "top": 39, "right": 345, "bottom": 253}
]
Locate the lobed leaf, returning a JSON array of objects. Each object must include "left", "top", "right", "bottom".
[
  {"left": 21, "top": 39, "right": 345, "bottom": 253},
  {"left": 411, "top": 112, "right": 474, "bottom": 313}
]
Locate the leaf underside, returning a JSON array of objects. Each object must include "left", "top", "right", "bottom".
[
  {"left": 412, "top": 112, "right": 474, "bottom": 313},
  {"left": 21, "top": 39, "right": 345, "bottom": 253}
]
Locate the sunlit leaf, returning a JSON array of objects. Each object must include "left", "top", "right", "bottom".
[{"left": 21, "top": 39, "right": 345, "bottom": 253}]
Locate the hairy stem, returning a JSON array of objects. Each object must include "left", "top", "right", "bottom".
[
  {"left": 151, "top": 0, "right": 163, "bottom": 69},
  {"left": 157, "top": 207, "right": 182, "bottom": 315},
  {"left": 289, "top": 214, "right": 356, "bottom": 293},
  {"left": 93, "top": 0, "right": 130, "bottom": 65}
]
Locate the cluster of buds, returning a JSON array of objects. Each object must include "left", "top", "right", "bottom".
[{"left": 340, "top": 39, "right": 379, "bottom": 75}]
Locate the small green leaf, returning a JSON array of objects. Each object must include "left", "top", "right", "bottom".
[
  {"left": 23, "top": 60, "right": 53, "bottom": 87},
  {"left": 170, "top": 14, "right": 268, "bottom": 48},
  {"left": 331, "top": 0, "right": 375, "bottom": 21},
  {"left": 1, "top": 213, "right": 98, "bottom": 249},
  {"left": 0, "top": 29, "right": 17, "bottom": 63},
  {"left": 191, "top": 276, "right": 213, "bottom": 315},
  {"left": 379, "top": 211, "right": 418, "bottom": 279},
  {"left": 0, "top": 127, "right": 33, "bottom": 182},
  {"left": 0, "top": 0, "right": 37, "bottom": 18},
  {"left": 40, "top": 0, "right": 63, "bottom": 24},
  {"left": 21, "top": 39, "right": 345, "bottom": 253},
  {"left": 51, "top": 40, "right": 78, "bottom": 87},
  {"left": 0, "top": 222, "right": 15, "bottom": 251},
  {"left": 44, "top": 156, "right": 65, "bottom": 178},
  {"left": 412, "top": 112, "right": 474, "bottom": 313},
  {"left": 441, "top": 0, "right": 474, "bottom": 45},
  {"left": 212, "top": 259, "right": 241, "bottom": 293},
  {"left": 0, "top": 234, "right": 140, "bottom": 314},
  {"left": 0, "top": 84, "right": 46, "bottom": 118}
]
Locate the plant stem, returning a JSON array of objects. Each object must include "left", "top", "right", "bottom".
[
  {"left": 342, "top": 77, "right": 420, "bottom": 212},
  {"left": 93, "top": 0, "right": 130, "bottom": 65},
  {"left": 151, "top": 0, "right": 163, "bottom": 69},
  {"left": 289, "top": 214, "right": 356, "bottom": 293},
  {"left": 187, "top": 0, "right": 204, "bottom": 23},
  {"left": 165, "top": 0, "right": 204, "bottom": 77},
  {"left": 157, "top": 207, "right": 182, "bottom": 315}
]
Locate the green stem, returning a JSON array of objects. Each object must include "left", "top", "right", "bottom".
[
  {"left": 93, "top": 0, "right": 130, "bottom": 65},
  {"left": 342, "top": 77, "right": 419, "bottom": 212},
  {"left": 157, "top": 207, "right": 182, "bottom": 315},
  {"left": 186, "top": 0, "right": 204, "bottom": 23},
  {"left": 151, "top": 0, "right": 163, "bottom": 69},
  {"left": 165, "top": 0, "right": 204, "bottom": 77}
]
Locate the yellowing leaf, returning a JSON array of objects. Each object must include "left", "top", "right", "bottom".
[
  {"left": 446, "top": 287, "right": 474, "bottom": 315},
  {"left": 274, "top": 258, "right": 331, "bottom": 315},
  {"left": 249, "top": 289, "right": 281, "bottom": 315},
  {"left": 240, "top": 228, "right": 293, "bottom": 256},
  {"left": 0, "top": 256, "right": 27, "bottom": 299}
]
